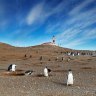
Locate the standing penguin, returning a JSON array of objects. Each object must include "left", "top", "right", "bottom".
[
  {"left": 8, "top": 64, "right": 17, "bottom": 72},
  {"left": 44, "top": 66, "right": 51, "bottom": 77},
  {"left": 67, "top": 69, "right": 74, "bottom": 86}
]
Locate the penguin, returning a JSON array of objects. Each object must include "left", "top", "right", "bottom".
[
  {"left": 67, "top": 69, "right": 74, "bottom": 86},
  {"left": 25, "top": 70, "right": 33, "bottom": 76},
  {"left": 72, "top": 53, "right": 75, "bottom": 56},
  {"left": 44, "top": 66, "right": 51, "bottom": 77},
  {"left": 77, "top": 52, "right": 80, "bottom": 56},
  {"left": 8, "top": 64, "right": 17, "bottom": 72}
]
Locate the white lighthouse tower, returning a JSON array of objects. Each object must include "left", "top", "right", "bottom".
[
  {"left": 42, "top": 36, "right": 56, "bottom": 46},
  {"left": 52, "top": 35, "right": 56, "bottom": 44}
]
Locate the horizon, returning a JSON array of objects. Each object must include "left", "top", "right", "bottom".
[
  {"left": 0, "top": 41, "right": 96, "bottom": 51},
  {"left": 0, "top": 0, "right": 96, "bottom": 50}
]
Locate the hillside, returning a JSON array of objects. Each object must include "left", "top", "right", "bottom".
[
  {"left": 0, "top": 42, "right": 96, "bottom": 96},
  {"left": 0, "top": 42, "right": 94, "bottom": 54}
]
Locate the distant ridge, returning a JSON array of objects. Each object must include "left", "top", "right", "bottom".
[
  {"left": 0, "top": 42, "right": 14, "bottom": 48},
  {"left": 0, "top": 42, "right": 95, "bottom": 52}
]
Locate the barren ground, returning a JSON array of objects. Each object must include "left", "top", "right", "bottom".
[{"left": 0, "top": 43, "right": 96, "bottom": 96}]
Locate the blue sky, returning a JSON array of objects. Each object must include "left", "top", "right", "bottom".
[{"left": 0, "top": 0, "right": 96, "bottom": 50}]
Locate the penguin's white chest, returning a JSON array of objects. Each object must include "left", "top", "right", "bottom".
[
  {"left": 12, "top": 65, "right": 16, "bottom": 71},
  {"left": 67, "top": 73, "right": 73, "bottom": 85},
  {"left": 44, "top": 68, "right": 48, "bottom": 77}
]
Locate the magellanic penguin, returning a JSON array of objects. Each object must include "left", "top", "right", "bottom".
[
  {"left": 67, "top": 69, "right": 74, "bottom": 86},
  {"left": 25, "top": 70, "right": 33, "bottom": 76},
  {"left": 8, "top": 64, "right": 17, "bottom": 72},
  {"left": 44, "top": 66, "right": 51, "bottom": 77}
]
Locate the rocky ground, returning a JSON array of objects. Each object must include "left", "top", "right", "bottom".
[{"left": 0, "top": 43, "right": 96, "bottom": 96}]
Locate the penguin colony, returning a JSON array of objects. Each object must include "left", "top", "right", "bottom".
[{"left": 7, "top": 64, "right": 73, "bottom": 86}]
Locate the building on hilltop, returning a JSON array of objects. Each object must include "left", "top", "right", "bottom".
[{"left": 42, "top": 36, "right": 56, "bottom": 46}]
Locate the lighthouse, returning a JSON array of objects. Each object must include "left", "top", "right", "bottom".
[
  {"left": 42, "top": 36, "right": 56, "bottom": 46},
  {"left": 52, "top": 35, "right": 55, "bottom": 44}
]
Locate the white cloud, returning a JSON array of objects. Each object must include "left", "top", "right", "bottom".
[
  {"left": 26, "top": 1, "right": 67, "bottom": 26},
  {"left": 57, "top": 27, "right": 81, "bottom": 41},
  {"left": 26, "top": 3, "right": 44, "bottom": 25},
  {"left": 47, "top": 1, "right": 68, "bottom": 16},
  {"left": 64, "top": 39, "right": 85, "bottom": 48},
  {"left": 59, "top": 27, "right": 96, "bottom": 48},
  {"left": 45, "top": 6, "right": 96, "bottom": 37},
  {"left": 85, "top": 28, "right": 96, "bottom": 39},
  {"left": 69, "top": 0, "right": 94, "bottom": 15},
  {"left": 54, "top": 0, "right": 96, "bottom": 49},
  {"left": 68, "top": 7, "right": 96, "bottom": 26}
]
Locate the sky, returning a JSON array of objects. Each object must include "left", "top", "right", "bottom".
[{"left": 0, "top": 0, "right": 96, "bottom": 50}]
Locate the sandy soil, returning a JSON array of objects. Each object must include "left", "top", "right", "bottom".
[{"left": 0, "top": 43, "right": 96, "bottom": 96}]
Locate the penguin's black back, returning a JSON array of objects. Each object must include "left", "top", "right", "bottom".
[
  {"left": 8, "top": 64, "right": 12, "bottom": 71},
  {"left": 25, "top": 70, "right": 33, "bottom": 75}
]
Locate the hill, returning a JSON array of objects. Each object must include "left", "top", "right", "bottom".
[
  {"left": 0, "top": 42, "right": 96, "bottom": 96},
  {"left": 0, "top": 42, "right": 94, "bottom": 58}
]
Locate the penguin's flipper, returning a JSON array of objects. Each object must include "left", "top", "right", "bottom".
[{"left": 48, "top": 69, "right": 51, "bottom": 73}]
